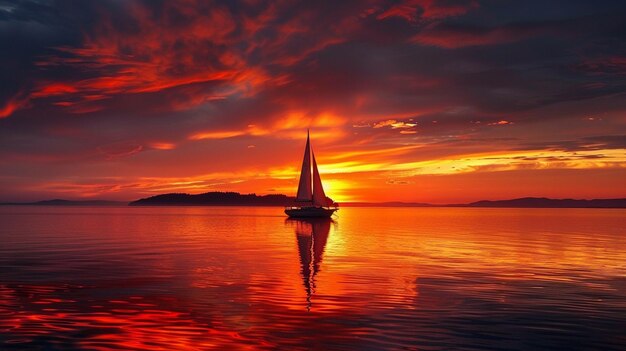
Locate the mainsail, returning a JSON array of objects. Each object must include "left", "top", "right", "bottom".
[
  {"left": 295, "top": 131, "right": 312, "bottom": 202},
  {"left": 295, "top": 130, "right": 329, "bottom": 207}
]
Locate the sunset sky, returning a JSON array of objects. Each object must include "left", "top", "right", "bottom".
[{"left": 1, "top": 0, "right": 625, "bottom": 203}]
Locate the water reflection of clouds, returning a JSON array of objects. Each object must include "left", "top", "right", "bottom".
[{"left": 0, "top": 284, "right": 257, "bottom": 350}]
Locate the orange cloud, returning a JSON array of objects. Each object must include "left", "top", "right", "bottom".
[
  {"left": 189, "top": 130, "right": 247, "bottom": 140},
  {"left": 488, "top": 120, "right": 513, "bottom": 126},
  {"left": 372, "top": 119, "right": 417, "bottom": 129},
  {"left": 150, "top": 142, "right": 176, "bottom": 150},
  {"left": 189, "top": 112, "right": 347, "bottom": 141}
]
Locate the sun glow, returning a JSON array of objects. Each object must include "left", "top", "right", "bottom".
[{"left": 320, "top": 178, "right": 353, "bottom": 203}]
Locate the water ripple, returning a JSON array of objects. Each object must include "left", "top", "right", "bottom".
[{"left": 0, "top": 206, "right": 625, "bottom": 350}]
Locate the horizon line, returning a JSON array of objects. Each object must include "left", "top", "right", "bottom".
[{"left": 3, "top": 193, "right": 626, "bottom": 206}]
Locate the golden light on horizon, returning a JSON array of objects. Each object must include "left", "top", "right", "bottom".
[
  {"left": 13, "top": 143, "right": 626, "bottom": 203},
  {"left": 320, "top": 178, "right": 354, "bottom": 203}
]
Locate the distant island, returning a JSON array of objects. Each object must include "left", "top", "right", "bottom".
[
  {"left": 2, "top": 193, "right": 626, "bottom": 208},
  {"left": 130, "top": 192, "right": 296, "bottom": 206}
]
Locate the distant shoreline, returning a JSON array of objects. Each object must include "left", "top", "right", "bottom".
[{"left": 2, "top": 193, "right": 626, "bottom": 208}]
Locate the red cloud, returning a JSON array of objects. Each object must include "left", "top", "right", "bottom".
[
  {"left": 32, "top": 83, "right": 78, "bottom": 97},
  {"left": 0, "top": 93, "right": 30, "bottom": 119},
  {"left": 24, "top": 1, "right": 265, "bottom": 114},
  {"left": 19, "top": 0, "right": 360, "bottom": 117},
  {"left": 376, "top": 0, "right": 477, "bottom": 22}
]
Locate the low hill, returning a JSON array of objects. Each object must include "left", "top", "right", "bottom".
[{"left": 129, "top": 192, "right": 294, "bottom": 206}]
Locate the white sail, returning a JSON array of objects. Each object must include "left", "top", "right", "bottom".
[
  {"left": 295, "top": 131, "right": 312, "bottom": 202},
  {"left": 312, "top": 151, "right": 329, "bottom": 207}
]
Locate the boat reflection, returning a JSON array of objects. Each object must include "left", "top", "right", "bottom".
[{"left": 285, "top": 218, "right": 333, "bottom": 311}]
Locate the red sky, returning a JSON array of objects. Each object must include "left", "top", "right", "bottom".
[{"left": 0, "top": 0, "right": 625, "bottom": 203}]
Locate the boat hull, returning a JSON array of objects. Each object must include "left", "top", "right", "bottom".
[{"left": 285, "top": 207, "right": 337, "bottom": 218}]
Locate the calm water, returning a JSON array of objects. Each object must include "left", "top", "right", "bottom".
[{"left": 1, "top": 206, "right": 625, "bottom": 350}]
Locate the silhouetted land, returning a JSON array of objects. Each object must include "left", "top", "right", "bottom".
[
  {"left": 129, "top": 192, "right": 294, "bottom": 206},
  {"left": 130, "top": 193, "right": 626, "bottom": 208},
  {"left": 3, "top": 194, "right": 626, "bottom": 208}
]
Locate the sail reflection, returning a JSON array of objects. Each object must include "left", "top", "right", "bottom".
[{"left": 286, "top": 218, "right": 333, "bottom": 310}]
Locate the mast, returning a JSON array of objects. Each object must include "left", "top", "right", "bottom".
[{"left": 295, "top": 129, "right": 312, "bottom": 202}]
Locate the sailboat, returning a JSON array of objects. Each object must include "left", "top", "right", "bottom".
[{"left": 285, "top": 130, "right": 338, "bottom": 218}]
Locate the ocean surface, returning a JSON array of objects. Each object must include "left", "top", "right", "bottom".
[{"left": 0, "top": 206, "right": 625, "bottom": 350}]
